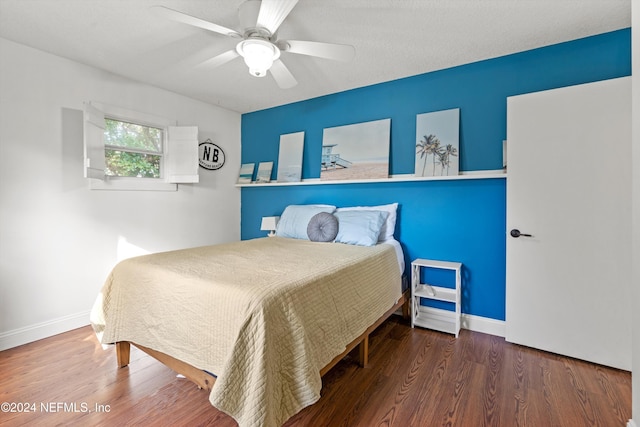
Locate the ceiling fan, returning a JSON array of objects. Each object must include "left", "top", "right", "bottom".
[{"left": 152, "top": 0, "right": 356, "bottom": 89}]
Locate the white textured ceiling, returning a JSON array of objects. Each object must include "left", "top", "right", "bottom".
[{"left": 0, "top": 0, "right": 631, "bottom": 113}]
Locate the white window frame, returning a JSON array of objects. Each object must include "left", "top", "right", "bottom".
[{"left": 83, "top": 102, "right": 199, "bottom": 191}]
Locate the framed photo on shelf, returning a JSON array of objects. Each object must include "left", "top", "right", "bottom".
[
  {"left": 237, "top": 163, "right": 255, "bottom": 184},
  {"left": 256, "top": 161, "right": 273, "bottom": 183},
  {"left": 415, "top": 108, "right": 460, "bottom": 177},
  {"left": 276, "top": 132, "right": 304, "bottom": 182},
  {"left": 320, "top": 118, "right": 390, "bottom": 181}
]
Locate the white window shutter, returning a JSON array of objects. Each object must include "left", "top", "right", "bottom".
[
  {"left": 166, "top": 126, "right": 199, "bottom": 183},
  {"left": 83, "top": 102, "right": 105, "bottom": 180}
]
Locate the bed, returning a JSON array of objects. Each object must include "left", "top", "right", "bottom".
[{"left": 91, "top": 204, "right": 407, "bottom": 427}]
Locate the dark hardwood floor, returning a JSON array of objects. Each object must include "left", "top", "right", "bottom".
[{"left": 0, "top": 317, "right": 631, "bottom": 426}]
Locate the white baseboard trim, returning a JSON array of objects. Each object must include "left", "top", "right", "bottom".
[
  {"left": 461, "top": 313, "right": 506, "bottom": 337},
  {"left": 0, "top": 310, "right": 91, "bottom": 351},
  {"left": 409, "top": 309, "right": 505, "bottom": 337},
  {"left": 628, "top": 419, "right": 637, "bottom": 427}
]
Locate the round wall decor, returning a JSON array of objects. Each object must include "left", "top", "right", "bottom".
[{"left": 199, "top": 139, "right": 225, "bottom": 170}]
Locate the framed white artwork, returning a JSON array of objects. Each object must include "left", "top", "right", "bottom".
[{"left": 276, "top": 132, "right": 304, "bottom": 182}]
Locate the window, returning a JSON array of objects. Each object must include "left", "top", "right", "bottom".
[
  {"left": 83, "top": 102, "right": 199, "bottom": 191},
  {"left": 104, "top": 118, "right": 163, "bottom": 178}
]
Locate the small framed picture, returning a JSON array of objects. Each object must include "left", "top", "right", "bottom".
[
  {"left": 237, "top": 163, "right": 255, "bottom": 184},
  {"left": 256, "top": 161, "right": 273, "bottom": 183}
]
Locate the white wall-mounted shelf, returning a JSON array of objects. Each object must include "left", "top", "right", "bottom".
[
  {"left": 411, "top": 258, "right": 462, "bottom": 337},
  {"left": 236, "top": 170, "right": 506, "bottom": 188}
]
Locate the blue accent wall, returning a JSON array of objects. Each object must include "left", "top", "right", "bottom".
[{"left": 240, "top": 29, "right": 631, "bottom": 322}]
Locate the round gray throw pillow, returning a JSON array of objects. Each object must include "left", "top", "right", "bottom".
[{"left": 307, "top": 212, "right": 339, "bottom": 242}]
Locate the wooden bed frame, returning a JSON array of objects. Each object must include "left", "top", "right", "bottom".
[{"left": 115, "top": 290, "right": 409, "bottom": 391}]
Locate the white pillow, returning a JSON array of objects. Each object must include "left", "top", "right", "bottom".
[
  {"left": 275, "top": 204, "right": 336, "bottom": 240},
  {"left": 334, "top": 210, "right": 388, "bottom": 246},
  {"left": 336, "top": 203, "right": 398, "bottom": 241}
]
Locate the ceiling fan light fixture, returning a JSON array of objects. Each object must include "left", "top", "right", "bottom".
[{"left": 236, "top": 39, "right": 280, "bottom": 78}]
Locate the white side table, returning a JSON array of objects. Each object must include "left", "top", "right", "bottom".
[{"left": 411, "top": 258, "right": 462, "bottom": 337}]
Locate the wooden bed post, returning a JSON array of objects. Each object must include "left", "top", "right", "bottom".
[
  {"left": 358, "top": 335, "right": 369, "bottom": 368},
  {"left": 116, "top": 341, "right": 131, "bottom": 368}
]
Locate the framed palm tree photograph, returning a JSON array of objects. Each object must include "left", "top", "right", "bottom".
[{"left": 415, "top": 108, "right": 460, "bottom": 177}]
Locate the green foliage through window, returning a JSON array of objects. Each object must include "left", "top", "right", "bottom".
[{"left": 104, "top": 118, "right": 163, "bottom": 178}]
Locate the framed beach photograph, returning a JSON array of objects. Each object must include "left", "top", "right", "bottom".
[
  {"left": 237, "top": 163, "right": 255, "bottom": 184},
  {"left": 276, "top": 132, "right": 304, "bottom": 182},
  {"left": 320, "top": 118, "right": 390, "bottom": 181},
  {"left": 415, "top": 108, "right": 460, "bottom": 177},
  {"left": 255, "top": 161, "right": 273, "bottom": 183}
]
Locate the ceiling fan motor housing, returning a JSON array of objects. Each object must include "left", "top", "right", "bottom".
[{"left": 236, "top": 36, "right": 281, "bottom": 77}]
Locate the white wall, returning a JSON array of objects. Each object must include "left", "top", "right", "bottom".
[
  {"left": 0, "top": 38, "right": 242, "bottom": 350},
  {"left": 632, "top": 4, "right": 639, "bottom": 427}
]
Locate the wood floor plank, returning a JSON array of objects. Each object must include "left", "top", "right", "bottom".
[
  {"left": 397, "top": 335, "right": 459, "bottom": 426},
  {"left": 0, "top": 318, "right": 631, "bottom": 426}
]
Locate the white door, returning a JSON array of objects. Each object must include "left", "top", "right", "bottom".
[{"left": 505, "top": 77, "right": 631, "bottom": 370}]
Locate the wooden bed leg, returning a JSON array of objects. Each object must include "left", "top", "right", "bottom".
[
  {"left": 358, "top": 335, "right": 369, "bottom": 368},
  {"left": 116, "top": 341, "right": 131, "bottom": 368},
  {"left": 402, "top": 297, "right": 410, "bottom": 319}
]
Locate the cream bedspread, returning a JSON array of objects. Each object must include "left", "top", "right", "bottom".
[{"left": 90, "top": 237, "right": 402, "bottom": 427}]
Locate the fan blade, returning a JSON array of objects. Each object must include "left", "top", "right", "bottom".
[
  {"left": 270, "top": 59, "right": 297, "bottom": 89},
  {"left": 256, "top": 0, "right": 299, "bottom": 35},
  {"left": 151, "top": 6, "right": 241, "bottom": 38},
  {"left": 199, "top": 49, "right": 240, "bottom": 69},
  {"left": 282, "top": 40, "right": 355, "bottom": 62}
]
